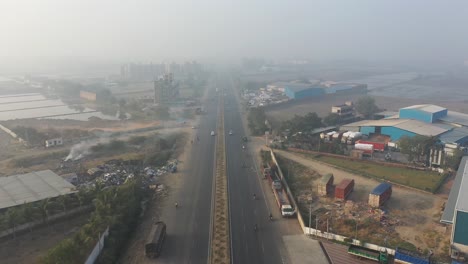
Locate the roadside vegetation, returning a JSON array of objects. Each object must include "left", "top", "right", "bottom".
[
  {"left": 40, "top": 180, "right": 145, "bottom": 264},
  {"left": 0, "top": 189, "right": 93, "bottom": 238}
]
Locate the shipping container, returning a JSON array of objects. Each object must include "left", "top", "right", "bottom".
[
  {"left": 356, "top": 139, "right": 386, "bottom": 152},
  {"left": 335, "top": 179, "right": 354, "bottom": 200},
  {"left": 369, "top": 183, "right": 392, "bottom": 207},
  {"left": 394, "top": 247, "right": 431, "bottom": 264},
  {"left": 318, "top": 173, "right": 334, "bottom": 196}
]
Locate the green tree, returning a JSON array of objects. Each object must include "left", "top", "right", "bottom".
[
  {"left": 247, "top": 108, "right": 268, "bottom": 135},
  {"left": 57, "top": 195, "right": 70, "bottom": 213},
  {"left": 3, "top": 207, "right": 22, "bottom": 239},
  {"left": 399, "top": 135, "right": 437, "bottom": 163},
  {"left": 355, "top": 96, "right": 379, "bottom": 118},
  {"left": 22, "top": 202, "right": 37, "bottom": 233},
  {"left": 323, "top": 113, "right": 341, "bottom": 126},
  {"left": 445, "top": 148, "right": 464, "bottom": 170},
  {"left": 280, "top": 112, "right": 323, "bottom": 135},
  {"left": 37, "top": 198, "right": 51, "bottom": 226}
]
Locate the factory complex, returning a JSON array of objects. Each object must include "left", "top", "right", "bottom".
[{"left": 341, "top": 104, "right": 468, "bottom": 154}]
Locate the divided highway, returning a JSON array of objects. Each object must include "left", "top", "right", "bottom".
[
  {"left": 157, "top": 89, "right": 218, "bottom": 264},
  {"left": 223, "top": 76, "right": 289, "bottom": 264}
]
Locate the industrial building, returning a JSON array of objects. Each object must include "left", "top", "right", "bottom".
[
  {"left": 441, "top": 156, "right": 468, "bottom": 262},
  {"left": 284, "top": 83, "right": 324, "bottom": 99},
  {"left": 341, "top": 104, "right": 468, "bottom": 148},
  {"left": 271, "top": 81, "right": 367, "bottom": 100},
  {"left": 331, "top": 102, "right": 354, "bottom": 119},
  {"left": 0, "top": 170, "right": 76, "bottom": 210}
]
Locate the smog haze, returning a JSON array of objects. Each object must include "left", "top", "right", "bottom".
[{"left": 1, "top": 0, "right": 468, "bottom": 71}]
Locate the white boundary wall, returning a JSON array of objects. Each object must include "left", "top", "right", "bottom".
[{"left": 85, "top": 226, "right": 110, "bottom": 264}]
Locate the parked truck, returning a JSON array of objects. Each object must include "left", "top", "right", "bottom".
[
  {"left": 318, "top": 173, "right": 334, "bottom": 196},
  {"left": 271, "top": 180, "right": 295, "bottom": 217},
  {"left": 369, "top": 183, "right": 392, "bottom": 207},
  {"left": 348, "top": 244, "right": 388, "bottom": 263},
  {"left": 356, "top": 139, "right": 386, "bottom": 152},
  {"left": 264, "top": 167, "right": 295, "bottom": 217},
  {"left": 335, "top": 179, "right": 354, "bottom": 200},
  {"left": 145, "top": 221, "right": 166, "bottom": 258},
  {"left": 346, "top": 131, "right": 362, "bottom": 145},
  {"left": 355, "top": 143, "right": 374, "bottom": 155},
  {"left": 395, "top": 247, "right": 431, "bottom": 264}
]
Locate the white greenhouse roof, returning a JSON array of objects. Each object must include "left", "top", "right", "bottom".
[{"left": 0, "top": 170, "right": 76, "bottom": 210}]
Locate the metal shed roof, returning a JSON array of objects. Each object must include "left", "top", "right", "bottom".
[
  {"left": 343, "top": 119, "right": 449, "bottom": 136},
  {"left": 401, "top": 104, "right": 447, "bottom": 113},
  {"left": 439, "top": 111, "right": 468, "bottom": 127},
  {"left": 284, "top": 83, "right": 322, "bottom": 92},
  {"left": 456, "top": 161, "right": 468, "bottom": 213},
  {"left": 0, "top": 170, "right": 76, "bottom": 210},
  {"left": 438, "top": 127, "right": 468, "bottom": 145},
  {"left": 441, "top": 157, "right": 468, "bottom": 223},
  {"left": 393, "top": 120, "right": 449, "bottom": 136}
]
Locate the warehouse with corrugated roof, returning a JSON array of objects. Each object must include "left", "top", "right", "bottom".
[{"left": 341, "top": 104, "right": 468, "bottom": 147}]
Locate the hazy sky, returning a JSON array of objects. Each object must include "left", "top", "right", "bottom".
[{"left": 1, "top": 0, "right": 468, "bottom": 64}]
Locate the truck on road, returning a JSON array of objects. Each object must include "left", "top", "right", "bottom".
[
  {"left": 347, "top": 244, "right": 388, "bottom": 263},
  {"left": 265, "top": 164, "right": 295, "bottom": 217},
  {"left": 145, "top": 221, "right": 166, "bottom": 258}
]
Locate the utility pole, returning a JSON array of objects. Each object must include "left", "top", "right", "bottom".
[
  {"left": 309, "top": 195, "right": 312, "bottom": 236},
  {"left": 326, "top": 218, "right": 329, "bottom": 240},
  {"left": 315, "top": 215, "right": 318, "bottom": 237}
]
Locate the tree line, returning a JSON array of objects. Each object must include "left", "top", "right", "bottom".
[{"left": 40, "top": 180, "right": 145, "bottom": 264}]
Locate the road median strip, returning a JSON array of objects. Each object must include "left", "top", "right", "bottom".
[{"left": 210, "top": 95, "right": 230, "bottom": 264}]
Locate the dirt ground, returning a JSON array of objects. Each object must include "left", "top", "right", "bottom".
[
  {"left": 264, "top": 93, "right": 468, "bottom": 126},
  {"left": 0, "top": 212, "right": 91, "bottom": 264},
  {"left": 272, "top": 149, "right": 451, "bottom": 256}
]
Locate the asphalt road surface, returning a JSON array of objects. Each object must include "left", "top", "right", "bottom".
[
  {"left": 223, "top": 77, "right": 289, "bottom": 264},
  {"left": 156, "top": 90, "right": 218, "bottom": 264}
]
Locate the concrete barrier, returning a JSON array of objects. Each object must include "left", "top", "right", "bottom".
[{"left": 85, "top": 226, "right": 109, "bottom": 264}]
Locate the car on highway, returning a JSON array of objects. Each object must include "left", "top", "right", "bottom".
[
  {"left": 211, "top": 131, "right": 215, "bottom": 136},
  {"left": 229, "top": 130, "right": 233, "bottom": 135}
]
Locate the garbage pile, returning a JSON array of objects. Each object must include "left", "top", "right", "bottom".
[{"left": 77, "top": 158, "right": 179, "bottom": 188}]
